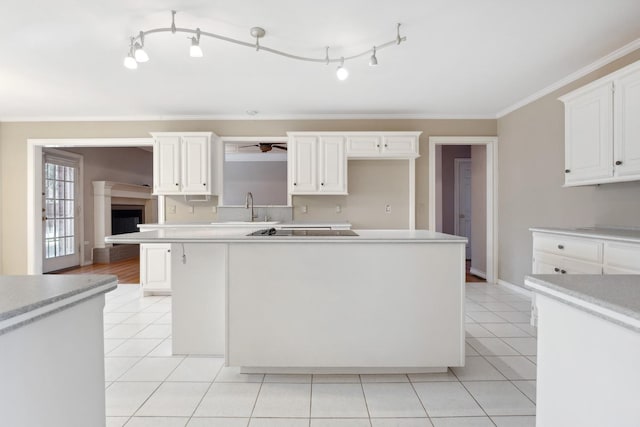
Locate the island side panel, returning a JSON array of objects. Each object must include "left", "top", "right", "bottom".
[
  {"left": 0, "top": 296, "right": 106, "bottom": 427},
  {"left": 172, "top": 243, "right": 226, "bottom": 355},
  {"left": 227, "top": 242, "right": 465, "bottom": 370},
  {"left": 535, "top": 293, "right": 640, "bottom": 426}
]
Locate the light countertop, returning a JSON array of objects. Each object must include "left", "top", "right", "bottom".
[
  {"left": 530, "top": 226, "right": 640, "bottom": 243},
  {"left": 107, "top": 228, "right": 467, "bottom": 244},
  {"left": 0, "top": 275, "right": 118, "bottom": 335},
  {"left": 138, "top": 221, "right": 352, "bottom": 229},
  {"left": 525, "top": 274, "right": 640, "bottom": 332}
]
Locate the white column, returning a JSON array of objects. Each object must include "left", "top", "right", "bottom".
[{"left": 92, "top": 182, "right": 113, "bottom": 249}]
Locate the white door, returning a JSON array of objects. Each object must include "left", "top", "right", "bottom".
[
  {"left": 154, "top": 136, "right": 181, "bottom": 194},
  {"left": 140, "top": 244, "right": 172, "bottom": 293},
  {"left": 289, "top": 136, "right": 317, "bottom": 193},
  {"left": 43, "top": 153, "right": 80, "bottom": 272},
  {"left": 318, "top": 136, "right": 346, "bottom": 193},
  {"left": 454, "top": 159, "right": 472, "bottom": 259},
  {"left": 181, "top": 135, "right": 210, "bottom": 193}
]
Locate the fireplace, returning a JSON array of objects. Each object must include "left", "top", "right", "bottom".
[
  {"left": 111, "top": 205, "right": 145, "bottom": 236},
  {"left": 92, "top": 181, "right": 156, "bottom": 264}
]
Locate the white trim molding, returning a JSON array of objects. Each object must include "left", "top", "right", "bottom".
[
  {"left": 428, "top": 136, "right": 498, "bottom": 284},
  {"left": 469, "top": 267, "right": 486, "bottom": 280}
]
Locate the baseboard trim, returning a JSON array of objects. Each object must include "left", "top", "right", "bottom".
[
  {"left": 81, "top": 260, "right": 93, "bottom": 267},
  {"left": 469, "top": 267, "right": 487, "bottom": 279},
  {"left": 497, "top": 279, "right": 533, "bottom": 298}
]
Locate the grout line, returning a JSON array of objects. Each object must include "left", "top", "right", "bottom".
[{"left": 357, "top": 375, "right": 373, "bottom": 427}]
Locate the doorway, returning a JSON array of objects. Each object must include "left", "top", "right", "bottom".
[
  {"left": 27, "top": 138, "right": 153, "bottom": 274},
  {"left": 454, "top": 158, "right": 472, "bottom": 260},
  {"left": 428, "top": 136, "right": 498, "bottom": 284}
]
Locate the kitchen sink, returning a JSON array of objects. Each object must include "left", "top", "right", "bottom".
[{"left": 248, "top": 228, "right": 358, "bottom": 236}]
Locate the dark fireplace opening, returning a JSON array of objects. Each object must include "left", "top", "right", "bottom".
[{"left": 112, "top": 205, "right": 144, "bottom": 235}]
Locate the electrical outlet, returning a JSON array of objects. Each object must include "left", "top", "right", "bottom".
[
  {"left": 385, "top": 204, "right": 391, "bottom": 213},
  {"left": 336, "top": 204, "right": 341, "bottom": 213},
  {"left": 302, "top": 205, "right": 308, "bottom": 213},
  {"left": 168, "top": 205, "right": 176, "bottom": 214},
  {"left": 212, "top": 205, "right": 217, "bottom": 213},
  {"left": 187, "top": 205, "right": 194, "bottom": 214}
]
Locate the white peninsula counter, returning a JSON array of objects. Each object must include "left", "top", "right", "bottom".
[
  {"left": 107, "top": 228, "right": 467, "bottom": 374},
  {"left": 0, "top": 274, "right": 117, "bottom": 427},
  {"left": 525, "top": 274, "right": 640, "bottom": 427}
]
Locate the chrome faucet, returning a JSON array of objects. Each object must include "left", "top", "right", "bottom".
[{"left": 244, "top": 192, "right": 257, "bottom": 222}]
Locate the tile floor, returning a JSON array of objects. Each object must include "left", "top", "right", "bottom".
[{"left": 104, "top": 283, "right": 536, "bottom": 427}]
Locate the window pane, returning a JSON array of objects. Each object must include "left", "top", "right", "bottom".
[
  {"left": 56, "top": 238, "right": 65, "bottom": 256},
  {"left": 56, "top": 219, "right": 65, "bottom": 237},
  {"left": 65, "top": 201, "right": 74, "bottom": 218},
  {"left": 45, "top": 200, "right": 54, "bottom": 217},
  {"left": 45, "top": 180, "right": 55, "bottom": 198},
  {"left": 66, "top": 237, "right": 74, "bottom": 255},
  {"left": 46, "top": 240, "right": 56, "bottom": 258},
  {"left": 65, "top": 166, "right": 74, "bottom": 181},
  {"left": 66, "top": 219, "right": 74, "bottom": 235},
  {"left": 45, "top": 163, "right": 54, "bottom": 179},
  {"left": 55, "top": 181, "right": 65, "bottom": 199},
  {"left": 65, "top": 182, "right": 74, "bottom": 198},
  {"left": 45, "top": 220, "right": 55, "bottom": 238}
]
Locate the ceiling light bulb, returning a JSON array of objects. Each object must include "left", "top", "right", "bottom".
[
  {"left": 134, "top": 43, "right": 149, "bottom": 62},
  {"left": 369, "top": 47, "right": 378, "bottom": 66},
  {"left": 124, "top": 54, "right": 138, "bottom": 69},
  {"left": 190, "top": 37, "right": 203, "bottom": 57},
  {"left": 336, "top": 57, "right": 349, "bottom": 81}
]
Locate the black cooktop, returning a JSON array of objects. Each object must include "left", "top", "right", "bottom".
[{"left": 247, "top": 228, "right": 358, "bottom": 237}]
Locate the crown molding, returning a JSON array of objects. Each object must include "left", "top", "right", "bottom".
[
  {"left": 496, "top": 37, "right": 640, "bottom": 118},
  {"left": 0, "top": 112, "right": 496, "bottom": 123}
]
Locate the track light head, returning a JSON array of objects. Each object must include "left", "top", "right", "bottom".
[
  {"left": 190, "top": 28, "right": 203, "bottom": 57},
  {"left": 124, "top": 53, "right": 138, "bottom": 69},
  {"left": 369, "top": 47, "right": 378, "bottom": 66},
  {"left": 336, "top": 57, "right": 349, "bottom": 81},
  {"left": 134, "top": 43, "right": 149, "bottom": 62}
]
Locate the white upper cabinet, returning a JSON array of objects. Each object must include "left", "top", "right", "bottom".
[
  {"left": 288, "top": 133, "right": 346, "bottom": 195},
  {"left": 152, "top": 132, "right": 218, "bottom": 195},
  {"left": 613, "top": 66, "right": 640, "bottom": 178},
  {"left": 560, "top": 60, "right": 640, "bottom": 186},
  {"left": 346, "top": 133, "right": 420, "bottom": 158}
]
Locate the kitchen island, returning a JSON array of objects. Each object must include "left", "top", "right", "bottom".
[
  {"left": 525, "top": 274, "right": 640, "bottom": 427},
  {"left": 107, "top": 228, "right": 467, "bottom": 373},
  {"left": 0, "top": 274, "right": 117, "bottom": 427}
]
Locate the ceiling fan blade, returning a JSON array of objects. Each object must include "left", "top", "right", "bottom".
[
  {"left": 239, "top": 144, "right": 259, "bottom": 148},
  {"left": 273, "top": 145, "right": 287, "bottom": 150}
]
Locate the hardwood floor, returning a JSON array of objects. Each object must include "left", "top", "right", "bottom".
[{"left": 50, "top": 257, "right": 140, "bottom": 284}]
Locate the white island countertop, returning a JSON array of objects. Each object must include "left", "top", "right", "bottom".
[
  {"left": 0, "top": 274, "right": 117, "bottom": 335},
  {"left": 107, "top": 228, "right": 467, "bottom": 244},
  {"left": 138, "top": 221, "right": 352, "bottom": 229},
  {"left": 525, "top": 274, "right": 640, "bottom": 331}
]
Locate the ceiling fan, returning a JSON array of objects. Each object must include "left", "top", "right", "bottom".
[{"left": 240, "top": 142, "right": 287, "bottom": 152}]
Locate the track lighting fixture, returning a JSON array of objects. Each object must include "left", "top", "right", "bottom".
[
  {"left": 133, "top": 32, "right": 149, "bottom": 62},
  {"left": 190, "top": 29, "right": 203, "bottom": 57},
  {"left": 124, "top": 11, "right": 407, "bottom": 79},
  {"left": 336, "top": 58, "right": 349, "bottom": 81},
  {"left": 369, "top": 47, "right": 378, "bottom": 66}
]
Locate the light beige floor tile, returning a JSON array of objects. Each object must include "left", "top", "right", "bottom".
[
  {"left": 463, "top": 381, "right": 536, "bottom": 416},
  {"left": 413, "top": 382, "right": 484, "bottom": 417},
  {"left": 484, "top": 356, "right": 537, "bottom": 381},
  {"left": 194, "top": 382, "right": 261, "bottom": 417},
  {"left": 136, "top": 382, "right": 210, "bottom": 416},
  {"left": 451, "top": 357, "right": 506, "bottom": 381},
  {"left": 118, "top": 357, "right": 184, "bottom": 382},
  {"left": 167, "top": 356, "right": 224, "bottom": 382},
  {"left": 105, "top": 382, "right": 160, "bottom": 416},
  {"left": 362, "top": 383, "right": 426, "bottom": 418},
  {"left": 311, "top": 383, "right": 368, "bottom": 418},
  {"left": 252, "top": 383, "right": 311, "bottom": 418}
]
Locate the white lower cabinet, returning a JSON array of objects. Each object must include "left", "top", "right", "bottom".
[
  {"left": 531, "top": 228, "right": 640, "bottom": 324},
  {"left": 140, "top": 243, "right": 171, "bottom": 295}
]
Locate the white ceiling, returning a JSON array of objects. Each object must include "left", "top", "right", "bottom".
[{"left": 2, "top": 0, "right": 640, "bottom": 121}]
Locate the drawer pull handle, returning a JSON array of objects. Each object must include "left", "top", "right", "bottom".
[
  {"left": 615, "top": 160, "right": 623, "bottom": 166},
  {"left": 560, "top": 269, "right": 567, "bottom": 274},
  {"left": 557, "top": 244, "right": 564, "bottom": 250},
  {"left": 554, "top": 267, "right": 560, "bottom": 273},
  {"left": 565, "top": 169, "right": 571, "bottom": 173}
]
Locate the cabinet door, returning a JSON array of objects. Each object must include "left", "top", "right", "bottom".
[
  {"left": 181, "top": 135, "right": 211, "bottom": 194},
  {"left": 318, "top": 136, "right": 347, "bottom": 193},
  {"left": 345, "top": 135, "right": 382, "bottom": 157},
  {"left": 604, "top": 241, "right": 640, "bottom": 272},
  {"left": 289, "top": 136, "right": 317, "bottom": 193},
  {"left": 564, "top": 82, "right": 614, "bottom": 185},
  {"left": 154, "top": 136, "right": 181, "bottom": 194},
  {"left": 614, "top": 68, "right": 640, "bottom": 178},
  {"left": 140, "top": 244, "right": 172, "bottom": 293},
  {"left": 382, "top": 135, "right": 419, "bottom": 156}
]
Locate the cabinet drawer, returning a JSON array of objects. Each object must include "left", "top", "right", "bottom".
[
  {"left": 604, "top": 242, "right": 640, "bottom": 271},
  {"left": 533, "top": 252, "right": 602, "bottom": 275},
  {"left": 533, "top": 234, "right": 603, "bottom": 263}
]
